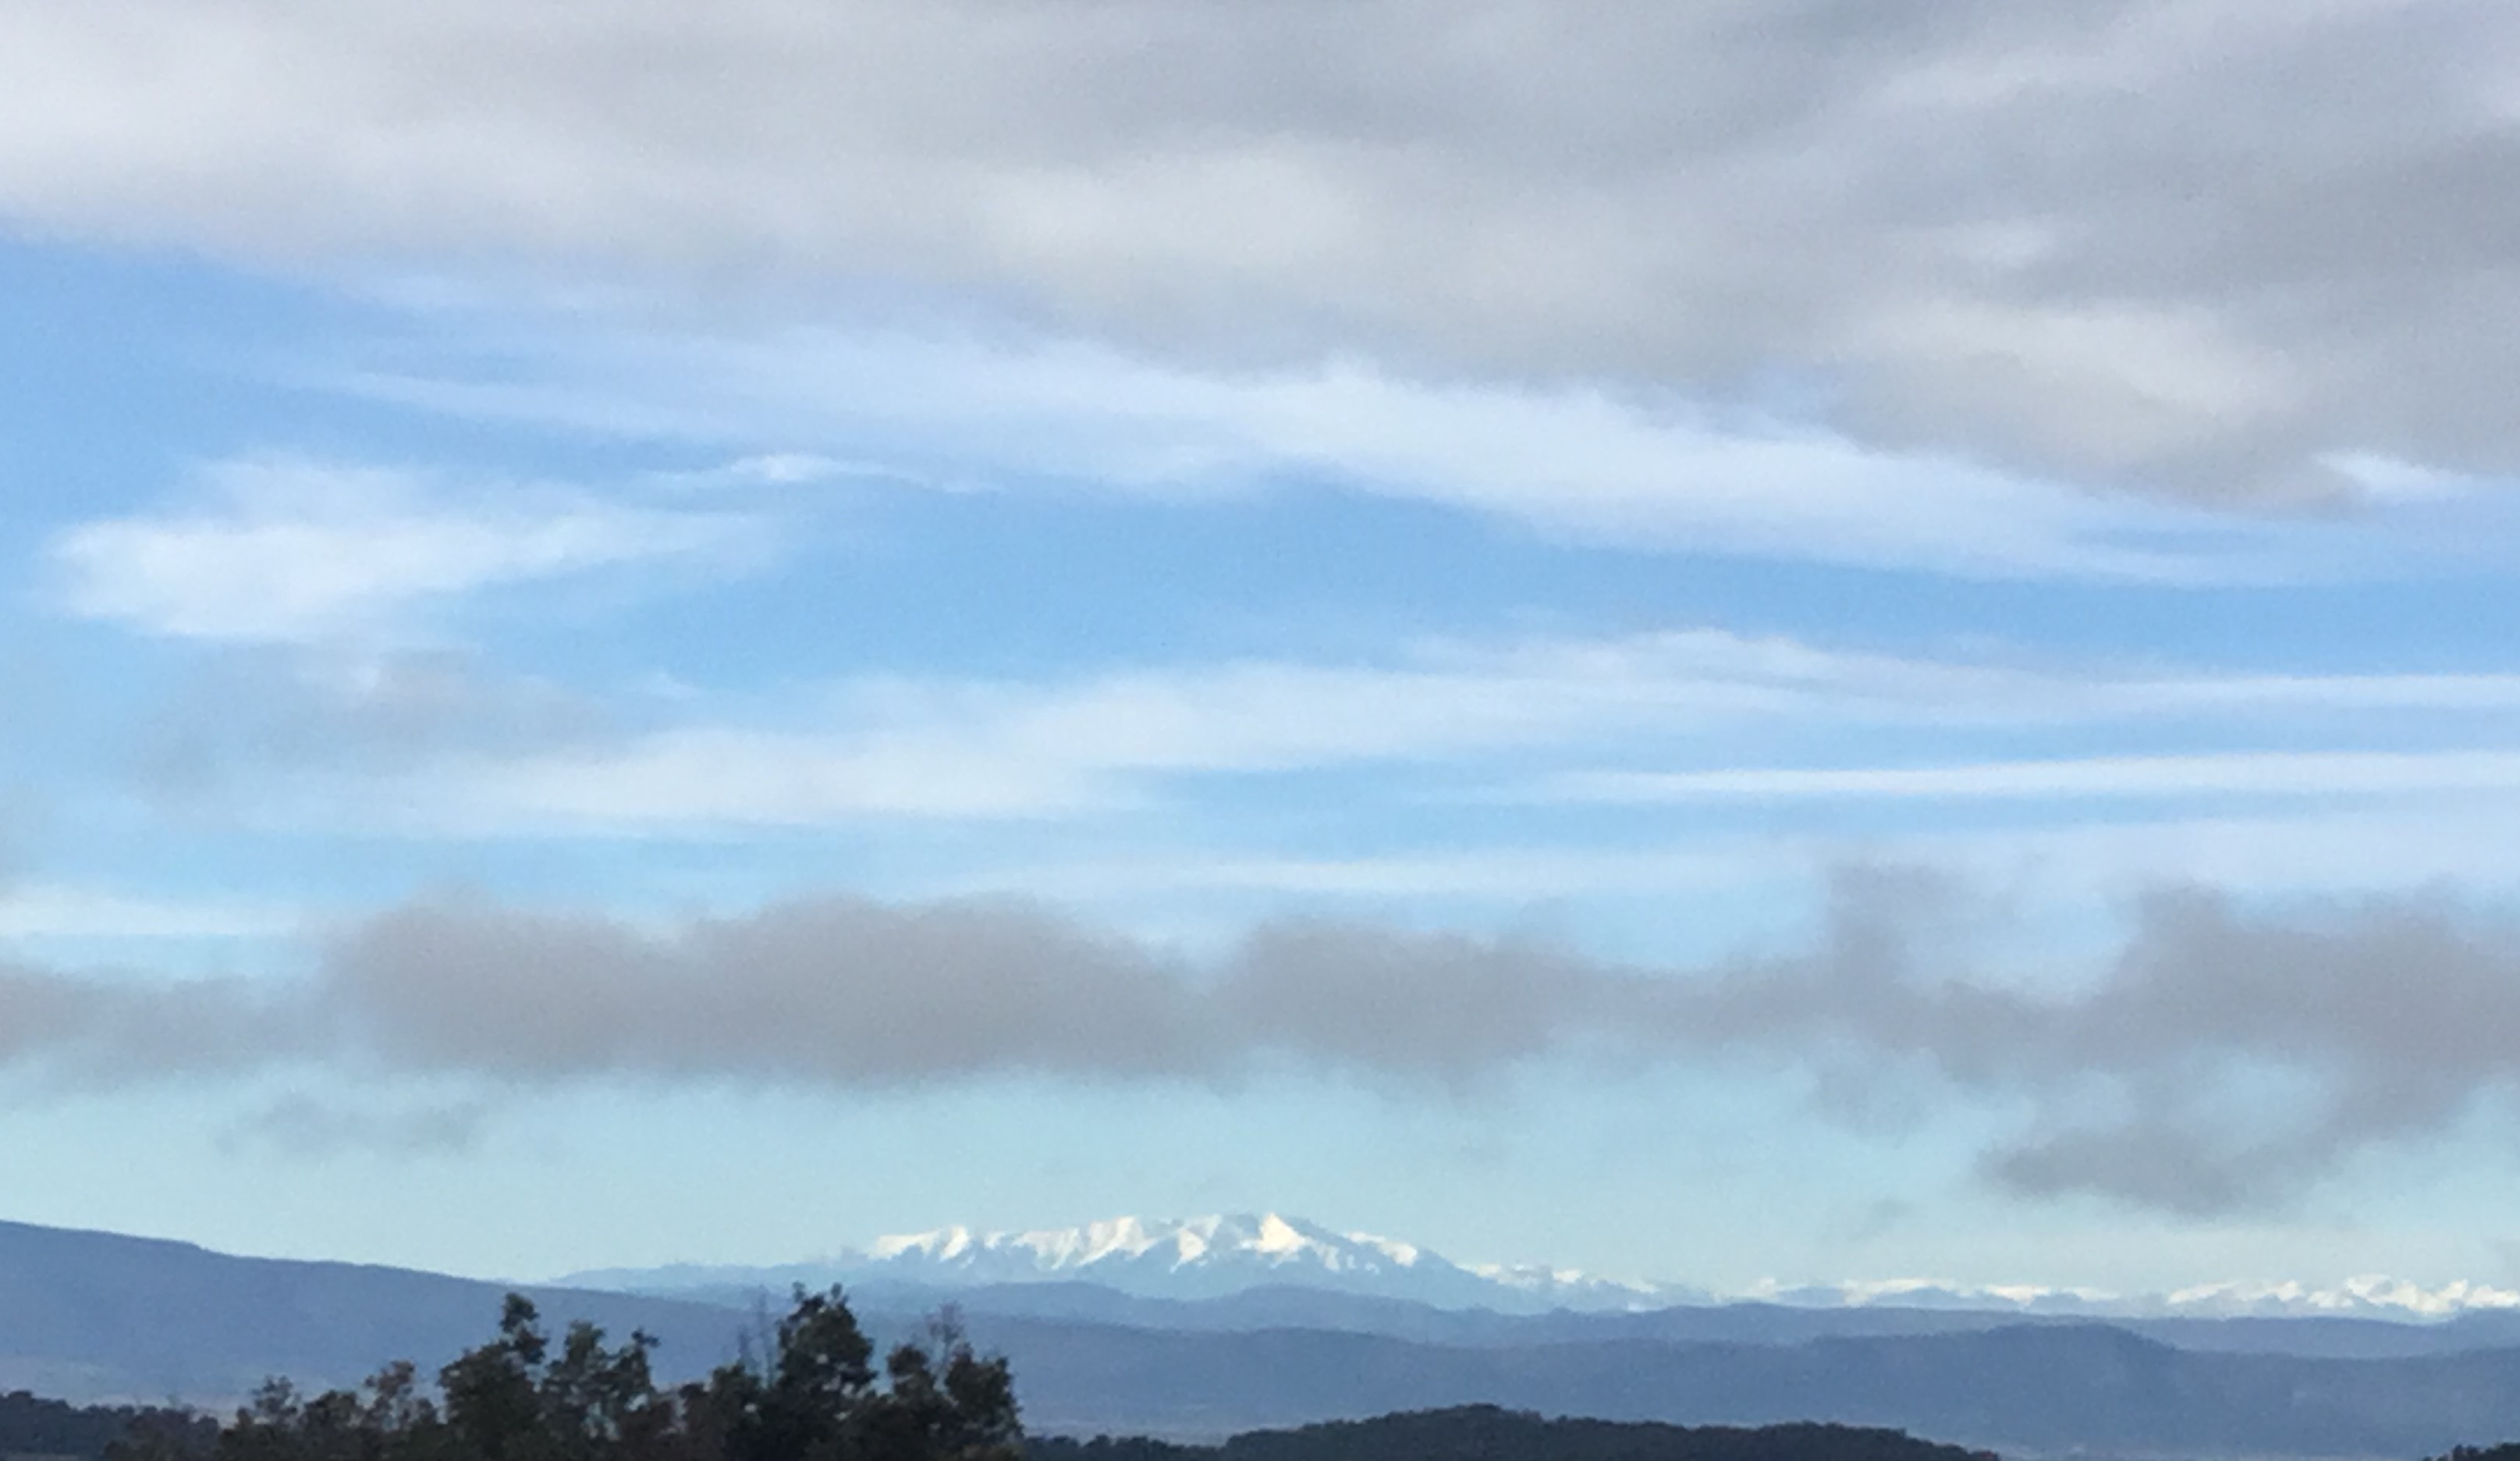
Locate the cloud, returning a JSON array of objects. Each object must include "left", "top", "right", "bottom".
[
  {"left": 137, "top": 647, "right": 608, "bottom": 803},
  {"left": 3, "top": 871, "right": 2517, "bottom": 1216},
  {"left": 218, "top": 1093, "right": 492, "bottom": 1159},
  {"left": 0, "top": 884, "right": 299, "bottom": 941},
  {"left": 4, "top": 2, "right": 2519, "bottom": 500},
  {"left": 349, "top": 322, "right": 2285, "bottom": 583},
  {"left": 1969, "top": 885, "right": 2520, "bottom": 1214},
  {"left": 0, "top": 961, "right": 297, "bottom": 1084},
  {"left": 50, "top": 456, "right": 758, "bottom": 642},
  {"left": 1546, "top": 749, "right": 2520, "bottom": 805},
  {"left": 343, "top": 314, "right": 2520, "bottom": 585},
  {"left": 366, "top": 629, "right": 2520, "bottom": 828},
  {"left": 418, "top": 645, "right": 1710, "bottom": 826},
  {"left": 972, "top": 799, "right": 2520, "bottom": 935}
]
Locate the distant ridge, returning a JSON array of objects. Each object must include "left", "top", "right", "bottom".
[
  {"left": 0, "top": 1217, "right": 755, "bottom": 1405},
  {"left": 12, "top": 1215, "right": 2520, "bottom": 1456},
  {"left": 560, "top": 1210, "right": 2520, "bottom": 1323}
]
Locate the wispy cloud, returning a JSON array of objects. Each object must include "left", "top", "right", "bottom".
[
  {"left": 357, "top": 630, "right": 2520, "bottom": 828},
  {"left": 1546, "top": 749, "right": 2520, "bottom": 805},
  {"left": 338, "top": 318, "right": 2451, "bottom": 584},
  {"left": 50, "top": 456, "right": 759, "bottom": 643},
  {"left": 0, "top": 884, "right": 300, "bottom": 941},
  {"left": 955, "top": 802, "right": 2520, "bottom": 917},
  {"left": 422, "top": 645, "right": 1730, "bottom": 826}
]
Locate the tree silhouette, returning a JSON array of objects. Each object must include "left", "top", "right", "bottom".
[{"left": 140, "top": 1287, "right": 1018, "bottom": 1461}]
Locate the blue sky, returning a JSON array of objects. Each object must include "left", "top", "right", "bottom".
[{"left": 9, "top": 1, "right": 2520, "bottom": 1297}]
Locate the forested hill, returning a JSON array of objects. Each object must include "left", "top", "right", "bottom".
[
  {"left": 0, "top": 1392, "right": 210, "bottom": 1461},
  {"left": 1028, "top": 1405, "right": 1997, "bottom": 1461}
]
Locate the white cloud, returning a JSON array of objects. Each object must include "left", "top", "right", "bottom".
[
  {"left": 342, "top": 318, "right": 2405, "bottom": 584},
  {"left": 49, "top": 456, "right": 758, "bottom": 642},
  {"left": 344, "top": 629, "right": 2520, "bottom": 829},
  {"left": 420, "top": 649, "right": 1716, "bottom": 827}
]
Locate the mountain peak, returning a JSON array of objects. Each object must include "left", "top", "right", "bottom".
[{"left": 774, "top": 1211, "right": 1596, "bottom": 1310}]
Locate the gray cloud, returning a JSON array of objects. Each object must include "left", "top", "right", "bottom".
[
  {"left": 0, "top": 961, "right": 298, "bottom": 1084},
  {"left": 2, "top": 2, "right": 2514, "bottom": 499},
  {"left": 1980, "top": 887, "right": 2520, "bottom": 1213},
  {"left": 2, "top": 872, "right": 2515, "bottom": 1216},
  {"left": 218, "top": 1093, "right": 493, "bottom": 1159},
  {"left": 138, "top": 648, "right": 608, "bottom": 805},
  {"left": 325, "top": 895, "right": 1215, "bottom": 1086}
]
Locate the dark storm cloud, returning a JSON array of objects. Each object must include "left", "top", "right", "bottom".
[
  {"left": 5, "top": 871, "right": 2518, "bottom": 1216},
  {"left": 2, "top": 2, "right": 2516, "bottom": 496}
]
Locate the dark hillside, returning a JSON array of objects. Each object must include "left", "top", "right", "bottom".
[
  {"left": 0, "top": 1392, "right": 211, "bottom": 1461},
  {"left": 0, "top": 1221, "right": 751, "bottom": 1402},
  {"left": 1029, "top": 1405, "right": 1993, "bottom": 1461}
]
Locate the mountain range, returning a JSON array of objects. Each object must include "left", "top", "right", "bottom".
[
  {"left": 559, "top": 1210, "right": 2520, "bottom": 1324},
  {"left": 22, "top": 1213, "right": 2520, "bottom": 1458}
]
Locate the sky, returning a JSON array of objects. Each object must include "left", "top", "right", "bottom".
[{"left": 8, "top": 0, "right": 2520, "bottom": 1296}]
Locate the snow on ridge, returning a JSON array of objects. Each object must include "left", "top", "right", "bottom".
[
  {"left": 854, "top": 1212, "right": 1429, "bottom": 1281},
  {"left": 2155, "top": 1274, "right": 2520, "bottom": 1318},
  {"left": 1253, "top": 1214, "right": 1306, "bottom": 1257},
  {"left": 1740, "top": 1274, "right": 2520, "bottom": 1321},
  {"left": 609, "top": 1213, "right": 2520, "bottom": 1324},
  {"left": 825, "top": 1211, "right": 1706, "bottom": 1312},
  {"left": 867, "top": 1225, "right": 977, "bottom": 1262},
  {"left": 827, "top": 1210, "right": 1533, "bottom": 1304}
]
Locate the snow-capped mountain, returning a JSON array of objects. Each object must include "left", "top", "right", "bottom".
[
  {"left": 860, "top": 1213, "right": 1497, "bottom": 1299},
  {"left": 565, "top": 1212, "right": 1694, "bottom": 1313},
  {"left": 559, "top": 1211, "right": 2520, "bottom": 1324}
]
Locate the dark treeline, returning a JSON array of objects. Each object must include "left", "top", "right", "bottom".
[
  {"left": 0, "top": 1299, "right": 2010, "bottom": 1461},
  {"left": 87, "top": 1289, "right": 1018, "bottom": 1461},
  {"left": 0, "top": 1392, "right": 214, "bottom": 1460},
  {"left": 1026, "top": 1407, "right": 1995, "bottom": 1461},
  {"left": 70, "top": 1292, "right": 2520, "bottom": 1461}
]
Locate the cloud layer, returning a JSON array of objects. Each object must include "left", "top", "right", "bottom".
[
  {"left": 5, "top": 1, "right": 2518, "bottom": 499},
  {"left": 7, "top": 873, "right": 2517, "bottom": 1216}
]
